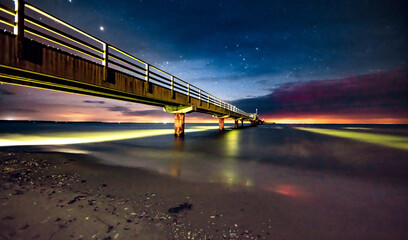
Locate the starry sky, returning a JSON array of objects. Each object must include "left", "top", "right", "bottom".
[{"left": 0, "top": 0, "right": 407, "bottom": 123}]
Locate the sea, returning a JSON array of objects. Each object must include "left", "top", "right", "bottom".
[{"left": 1, "top": 122, "right": 408, "bottom": 229}]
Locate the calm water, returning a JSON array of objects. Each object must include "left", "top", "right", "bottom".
[
  {"left": 1, "top": 122, "right": 408, "bottom": 234},
  {"left": 1, "top": 122, "right": 407, "bottom": 183}
]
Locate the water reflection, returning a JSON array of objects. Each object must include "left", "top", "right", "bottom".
[
  {"left": 47, "top": 147, "right": 90, "bottom": 154},
  {"left": 62, "top": 125, "right": 407, "bottom": 196},
  {"left": 170, "top": 159, "right": 181, "bottom": 178},
  {"left": 343, "top": 127, "right": 372, "bottom": 130},
  {"left": 0, "top": 126, "right": 216, "bottom": 147},
  {"left": 265, "top": 184, "right": 307, "bottom": 198},
  {"left": 170, "top": 136, "right": 184, "bottom": 178},
  {"left": 296, "top": 127, "right": 408, "bottom": 150},
  {"left": 224, "top": 129, "right": 240, "bottom": 158}
]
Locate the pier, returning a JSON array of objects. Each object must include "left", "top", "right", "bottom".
[{"left": 0, "top": 0, "right": 263, "bottom": 136}]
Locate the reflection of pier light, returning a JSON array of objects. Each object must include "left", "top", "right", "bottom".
[
  {"left": 170, "top": 159, "right": 181, "bottom": 178},
  {"left": 223, "top": 168, "right": 238, "bottom": 185},
  {"left": 220, "top": 130, "right": 244, "bottom": 185},
  {"left": 171, "top": 136, "right": 184, "bottom": 178},
  {"left": 225, "top": 129, "right": 240, "bottom": 157}
]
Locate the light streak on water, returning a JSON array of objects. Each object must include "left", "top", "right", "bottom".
[
  {"left": 225, "top": 129, "right": 240, "bottom": 158},
  {"left": 342, "top": 127, "right": 372, "bottom": 130},
  {"left": 296, "top": 127, "right": 408, "bottom": 151},
  {"left": 0, "top": 126, "right": 219, "bottom": 147}
]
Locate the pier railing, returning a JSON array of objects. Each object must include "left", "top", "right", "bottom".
[{"left": 0, "top": 0, "right": 249, "bottom": 117}]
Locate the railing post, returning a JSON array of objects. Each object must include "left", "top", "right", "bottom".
[
  {"left": 170, "top": 76, "right": 174, "bottom": 99},
  {"left": 103, "top": 43, "right": 109, "bottom": 81},
  {"left": 16, "top": 0, "right": 25, "bottom": 59},
  {"left": 187, "top": 84, "right": 190, "bottom": 102},
  {"left": 145, "top": 64, "right": 149, "bottom": 82},
  {"left": 199, "top": 90, "right": 201, "bottom": 105},
  {"left": 207, "top": 94, "right": 210, "bottom": 107},
  {"left": 145, "top": 64, "right": 150, "bottom": 93}
]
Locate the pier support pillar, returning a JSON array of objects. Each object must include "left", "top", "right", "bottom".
[
  {"left": 234, "top": 120, "right": 238, "bottom": 128},
  {"left": 174, "top": 113, "right": 185, "bottom": 137},
  {"left": 241, "top": 120, "right": 244, "bottom": 127},
  {"left": 219, "top": 118, "right": 225, "bottom": 131},
  {"left": 250, "top": 121, "right": 256, "bottom": 127}
]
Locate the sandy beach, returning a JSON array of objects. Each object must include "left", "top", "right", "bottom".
[{"left": 1, "top": 148, "right": 407, "bottom": 240}]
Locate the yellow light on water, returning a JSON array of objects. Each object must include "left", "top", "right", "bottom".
[
  {"left": 49, "top": 148, "right": 90, "bottom": 154},
  {"left": 0, "top": 126, "right": 214, "bottom": 147},
  {"left": 225, "top": 129, "right": 240, "bottom": 157},
  {"left": 343, "top": 127, "right": 372, "bottom": 130},
  {"left": 296, "top": 127, "right": 408, "bottom": 151}
]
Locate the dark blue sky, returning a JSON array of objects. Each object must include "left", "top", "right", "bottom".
[{"left": 27, "top": 0, "right": 408, "bottom": 100}]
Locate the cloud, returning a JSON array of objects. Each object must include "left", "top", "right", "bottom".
[
  {"left": 83, "top": 100, "right": 105, "bottom": 104},
  {"left": 106, "top": 106, "right": 167, "bottom": 117},
  {"left": 5, "top": 108, "right": 38, "bottom": 113},
  {"left": 0, "top": 88, "right": 15, "bottom": 96},
  {"left": 232, "top": 66, "right": 408, "bottom": 119},
  {"left": 106, "top": 106, "right": 129, "bottom": 112}
]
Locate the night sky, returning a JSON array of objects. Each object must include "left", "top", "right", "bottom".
[{"left": 1, "top": 0, "right": 407, "bottom": 123}]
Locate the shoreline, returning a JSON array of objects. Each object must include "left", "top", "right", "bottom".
[
  {"left": 1, "top": 150, "right": 407, "bottom": 239},
  {"left": 0, "top": 151, "right": 284, "bottom": 239}
]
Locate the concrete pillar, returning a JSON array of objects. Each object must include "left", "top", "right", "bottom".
[
  {"left": 219, "top": 118, "right": 225, "bottom": 131},
  {"left": 241, "top": 120, "right": 244, "bottom": 127},
  {"left": 234, "top": 120, "right": 238, "bottom": 128},
  {"left": 174, "top": 113, "right": 185, "bottom": 137},
  {"left": 250, "top": 121, "right": 255, "bottom": 127}
]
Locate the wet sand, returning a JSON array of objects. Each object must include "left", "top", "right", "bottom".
[{"left": 1, "top": 150, "right": 407, "bottom": 240}]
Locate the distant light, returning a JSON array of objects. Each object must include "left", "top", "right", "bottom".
[{"left": 99, "top": 26, "right": 104, "bottom": 31}]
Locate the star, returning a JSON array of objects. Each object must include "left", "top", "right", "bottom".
[{"left": 99, "top": 26, "right": 104, "bottom": 31}]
